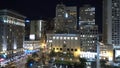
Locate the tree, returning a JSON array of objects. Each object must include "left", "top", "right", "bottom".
[
  {"left": 49, "top": 50, "right": 56, "bottom": 58},
  {"left": 26, "top": 58, "right": 35, "bottom": 68},
  {"left": 100, "top": 59, "right": 107, "bottom": 68},
  {"left": 79, "top": 58, "right": 87, "bottom": 68},
  {"left": 32, "top": 52, "right": 39, "bottom": 58}
]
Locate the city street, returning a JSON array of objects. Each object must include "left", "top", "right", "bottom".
[{"left": 15, "top": 56, "right": 27, "bottom": 68}]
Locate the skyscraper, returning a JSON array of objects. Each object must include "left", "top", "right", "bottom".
[
  {"left": 0, "top": 9, "right": 26, "bottom": 62},
  {"left": 79, "top": 5, "right": 98, "bottom": 58},
  {"left": 103, "top": 0, "right": 120, "bottom": 61},
  {"left": 46, "top": 3, "right": 80, "bottom": 59},
  {"left": 30, "top": 20, "right": 46, "bottom": 40},
  {"left": 79, "top": 5, "right": 95, "bottom": 25},
  {"left": 54, "top": 3, "right": 77, "bottom": 33},
  {"left": 54, "top": 3, "right": 66, "bottom": 32},
  {"left": 103, "top": 0, "right": 120, "bottom": 48}
]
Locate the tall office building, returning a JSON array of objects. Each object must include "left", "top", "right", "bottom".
[
  {"left": 103, "top": 0, "right": 120, "bottom": 61},
  {"left": 0, "top": 9, "right": 26, "bottom": 62},
  {"left": 25, "top": 19, "right": 30, "bottom": 40},
  {"left": 79, "top": 5, "right": 95, "bottom": 25},
  {"left": 79, "top": 25, "right": 98, "bottom": 52},
  {"left": 30, "top": 20, "right": 46, "bottom": 40},
  {"left": 103, "top": 0, "right": 120, "bottom": 47},
  {"left": 54, "top": 4, "right": 66, "bottom": 32},
  {"left": 79, "top": 5, "right": 98, "bottom": 59},
  {"left": 54, "top": 4, "right": 77, "bottom": 33},
  {"left": 65, "top": 7, "right": 77, "bottom": 31},
  {"left": 46, "top": 4, "right": 80, "bottom": 59},
  {"left": 23, "top": 20, "right": 47, "bottom": 54}
]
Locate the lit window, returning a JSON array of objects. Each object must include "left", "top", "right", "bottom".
[
  {"left": 3, "top": 20, "right": 8, "bottom": 23},
  {"left": 90, "top": 35, "right": 92, "bottom": 37},
  {"left": 90, "top": 13, "right": 93, "bottom": 15},
  {"left": 67, "top": 37, "right": 70, "bottom": 40},
  {"left": 8, "top": 19, "right": 12, "bottom": 23},
  {"left": 26, "top": 20, "right": 30, "bottom": 22},
  {"left": 49, "top": 40, "right": 52, "bottom": 43},
  {"left": 64, "top": 41, "right": 66, "bottom": 44},
  {"left": 56, "top": 37, "right": 59, "bottom": 39},
  {"left": 80, "top": 27, "right": 83, "bottom": 29},
  {"left": 75, "top": 37, "right": 78, "bottom": 40},
  {"left": 93, "top": 12, "right": 95, "bottom": 14},
  {"left": 53, "top": 36, "right": 55, "bottom": 39},
  {"left": 7, "top": 36, "right": 8, "bottom": 39},
  {"left": 71, "top": 37, "right": 73, "bottom": 40},
  {"left": 10, "top": 29, "right": 12, "bottom": 31},
  {"left": 91, "top": 8, "right": 95, "bottom": 11},
  {"left": 65, "top": 13, "right": 68, "bottom": 18},
  {"left": 3, "top": 17, "right": 8, "bottom": 23},
  {"left": 83, "top": 35, "right": 85, "bottom": 37},
  {"left": 114, "top": 3, "right": 117, "bottom": 7},
  {"left": 60, "top": 37, "right": 62, "bottom": 40},
  {"left": 64, "top": 37, "right": 66, "bottom": 40}
]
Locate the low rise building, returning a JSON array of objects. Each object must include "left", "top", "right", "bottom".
[{"left": 46, "top": 34, "right": 80, "bottom": 57}]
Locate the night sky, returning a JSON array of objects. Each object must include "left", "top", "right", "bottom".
[{"left": 0, "top": 0, "right": 102, "bottom": 33}]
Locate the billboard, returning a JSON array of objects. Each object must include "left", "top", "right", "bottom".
[
  {"left": 115, "top": 50, "right": 120, "bottom": 61},
  {"left": 29, "top": 34, "right": 35, "bottom": 40}
]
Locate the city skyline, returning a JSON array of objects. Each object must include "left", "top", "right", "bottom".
[
  {"left": 0, "top": 0, "right": 102, "bottom": 28},
  {"left": 0, "top": 0, "right": 120, "bottom": 68}
]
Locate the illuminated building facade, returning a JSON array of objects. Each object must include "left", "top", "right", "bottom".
[
  {"left": 103, "top": 0, "right": 120, "bottom": 61},
  {"left": 79, "top": 5, "right": 95, "bottom": 25},
  {"left": 79, "top": 25, "right": 98, "bottom": 52},
  {"left": 103, "top": 0, "right": 120, "bottom": 48},
  {"left": 54, "top": 4, "right": 77, "bottom": 33},
  {"left": 24, "top": 41, "right": 40, "bottom": 51},
  {"left": 46, "top": 4, "right": 80, "bottom": 58},
  {"left": 79, "top": 5, "right": 98, "bottom": 60},
  {"left": 99, "top": 43, "right": 113, "bottom": 61},
  {"left": 30, "top": 20, "right": 46, "bottom": 40},
  {"left": 79, "top": 5, "right": 98, "bottom": 52},
  {"left": 46, "top": 34, "right": 80, "bottom": 57},
  {"left": 0, "top": 9, "right": 26, "bottom": 62},
  {"left": 29, "top": 20, "right": 46, "bottom": 53}
]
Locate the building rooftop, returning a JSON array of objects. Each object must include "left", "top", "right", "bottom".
[{"left": 0, "top": 9, "right": 26, "bottom": 19}]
